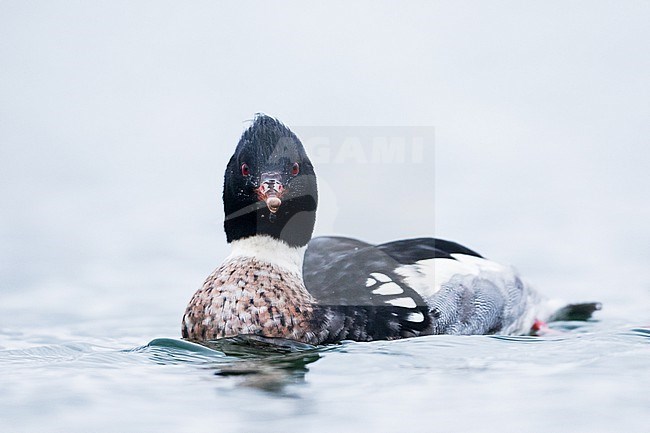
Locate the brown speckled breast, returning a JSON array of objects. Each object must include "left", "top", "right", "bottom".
[{"left": 182, "top": 257, "right": 325, "bottom": 344}]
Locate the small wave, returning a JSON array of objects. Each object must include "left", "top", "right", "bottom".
[
  {"left": 627, "top": 328, "right": 650, "bottom": 339},
  {"left": 0, "top": 342, "right": 96, "bottom": 365},
  {"left": 131, "top": 336, "right": 324, "bottom": 393}
]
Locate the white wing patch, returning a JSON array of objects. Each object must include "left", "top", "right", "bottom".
[
  {"left": 450, "top": 254, "right": 510, "bottom": 273},
  {"left": 406, "top": 312, "right": 425, "bottom": 323},
  {"left": 370, "top": 272, "right": 392, "bottom": 283},
  {"left": 385, "top": 297, "right": 417, "bottom": 308},
  {"left": 394, "top": 258, "right": 468, "bottom": 298},
  {"left": 393, "top": 254, "right": 516, "bottom": 300},
  {"left": 365, "top": 270, "right": 426, "bottom": 315},
  {"left": 371, "top": 282, "right": 403, "bottom": 296}
]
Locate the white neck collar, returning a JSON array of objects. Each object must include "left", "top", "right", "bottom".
[{"left": 226, "top": 235, "right": 307, "bottom": 277}]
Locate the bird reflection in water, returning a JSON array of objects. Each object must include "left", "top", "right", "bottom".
[{"left": 206, "top": 335, "right": 323, "bottom": 393}]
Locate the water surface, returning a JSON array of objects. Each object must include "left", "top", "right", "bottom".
[{"left": 1, "top": 311, "right": 648, "bottom": 433}]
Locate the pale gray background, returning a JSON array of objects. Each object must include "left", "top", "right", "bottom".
[{"left": 1, "top": 0, "right": 648, "bottom": 334}]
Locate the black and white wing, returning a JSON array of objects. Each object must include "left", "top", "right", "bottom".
[
  {"left": 306, "top": 236, "right": 599, "bottom": 337},
  {"left": 377, "top": 238, "right": 543, "bottom": 335},
  {"left": 304, "top": 237, "right": 432, "bottom": 341}
]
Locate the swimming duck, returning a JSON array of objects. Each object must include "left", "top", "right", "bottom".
[{"left": 182, "top": 115, "right": 600, "bottom": 344}]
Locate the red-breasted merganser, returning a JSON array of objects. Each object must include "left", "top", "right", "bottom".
[{"left": 182, "top": 115, "right": 600, "bottom": 343}]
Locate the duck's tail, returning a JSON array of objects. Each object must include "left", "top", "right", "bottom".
[{"left": 547, "top": 302, "right": 602, "bottom": 322}]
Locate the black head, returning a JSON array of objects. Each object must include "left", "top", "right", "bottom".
[{"left": 223, "top": 115, "right": 318, "bottom": 247}]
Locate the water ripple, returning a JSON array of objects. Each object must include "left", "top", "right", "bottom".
[{"left": 627, "top": 328, "right": 650, "bottom": 339}]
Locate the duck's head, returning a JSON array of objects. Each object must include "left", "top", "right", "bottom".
[{"left": 223, "top": 114, "right": 318, "bottom": 248}]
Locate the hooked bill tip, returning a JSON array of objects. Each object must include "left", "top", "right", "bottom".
[{"left": 265, "top": 196, "right": 282, "bottom": 213}]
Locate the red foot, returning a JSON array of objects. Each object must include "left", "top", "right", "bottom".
[{"left": 530, "top": 319, "right": 558, "bottom": 336}]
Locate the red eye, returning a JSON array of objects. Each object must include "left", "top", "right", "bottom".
[
  {"left": 291, "top": 163, "right": 300, "bottom": 176},
  {"left": 241, "top": 163, "right": 250, "bottom": 176}
]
